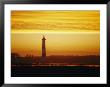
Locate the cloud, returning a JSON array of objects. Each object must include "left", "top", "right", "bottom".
[{"left": 11, "top": 10, "right": 100, "bottom": 33}]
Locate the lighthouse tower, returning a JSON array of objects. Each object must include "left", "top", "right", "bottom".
[{"left": 42, "top": 35, "right": 46, "bottom": 58}]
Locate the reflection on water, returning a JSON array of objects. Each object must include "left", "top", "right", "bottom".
[{"left": 12, "top": 63, "right": 100, "bottom": 67}]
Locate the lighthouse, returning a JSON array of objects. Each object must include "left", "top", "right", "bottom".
[{"left": 42, "top": 35, "right": 46, "bottom": 58}]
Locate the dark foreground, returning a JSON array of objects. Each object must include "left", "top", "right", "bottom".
[{"left": 11, "top": 66, "right": 100, "bottom": 77}]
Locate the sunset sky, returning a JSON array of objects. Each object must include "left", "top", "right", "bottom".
[{"left": 11, "top": 10, "right": 100, "bottom": 56}]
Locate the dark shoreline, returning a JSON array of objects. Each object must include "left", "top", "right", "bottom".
[{"left": 11, "top": 66, "right": 100, "bottom": 77}]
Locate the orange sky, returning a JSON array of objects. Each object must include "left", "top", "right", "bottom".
[{"left": 11, "top": 10, "right": 100, "bottom": 56}]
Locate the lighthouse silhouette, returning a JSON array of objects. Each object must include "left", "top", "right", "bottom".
[
  {"left": 42, "top": 35, "right": 46, "bottom": 58},
  {"left": 38, "top": 35, "right": 46, "bottom": 64}
]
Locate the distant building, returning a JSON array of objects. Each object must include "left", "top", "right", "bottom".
[
  {"left": 11, "top": 53, "right": 20, "bottom": 58},
  {"left": 38, "top": 35, "right": 46, "bottom": 64},
  {"left": 42, "top": 35, "right": 46, "bottom": 58}
]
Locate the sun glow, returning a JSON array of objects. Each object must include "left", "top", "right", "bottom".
[{"left": 11, "top": 10, "right": 100, "bottom": 56}]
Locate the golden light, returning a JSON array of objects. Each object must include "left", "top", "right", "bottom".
[{"left": 11, "top": 10, "right": 100, "bottom": 56}]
